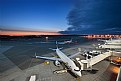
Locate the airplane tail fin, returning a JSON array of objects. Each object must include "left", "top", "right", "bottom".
[
  {"left": 70, "top": 38, "right": 73, "bottom": 42},
  {"left": 56, "top": 41, "right": 58, "bottom": 49},
  {"left": 32, "top": 52, "right": 37, "bottom": 58},
  {"left": 49, "top": 41, "right": 63, "bottom": 51}
]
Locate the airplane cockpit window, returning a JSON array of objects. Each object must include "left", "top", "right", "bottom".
[{"left": 74, "top": 69, "right": 80, "bottom": 71}]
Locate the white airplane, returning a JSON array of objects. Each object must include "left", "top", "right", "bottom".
[
  {"left": 64, "top": 39, "right": 73, "bottom": 43},
  {"left": 58, "top": 39, "right": 73, "bottom": 44},
  {"left": 105, "top": 38, "right": 121, "bottom": 45},
  {"left": 98, "top": 38, "right": 121, "bottom": 45},
  {"left": 35, "top": 44, "right": 82, "bottom": 77},
  {"left": 97, "top": 38, "right": 121, "bottom": 49},
  {"left": 98, "top": 44, "right": 121, "bottom": 49}
]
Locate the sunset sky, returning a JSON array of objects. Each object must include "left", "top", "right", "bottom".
[
  {"left": 0, "top": 0, "right": 74, "bottom": 36},
  {"left": 1, "top": 0, "right": 121, "bottom": 35},
  {"left": 0, "top": 30, "right": 62, "bottom": 36}
]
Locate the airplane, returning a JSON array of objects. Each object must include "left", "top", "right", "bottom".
[
  {"left": 97, "top": 38, "right": 121, "bottom": 49},
  {"left": 104, "top": 38, "right": 121, "bottom": 45},
  {"left": 64, "top": 39, "right": 73, "bottom": 43},
  {"left": 97, "top": 44, "right": 121, "bottom": 49},
  {"left": 58, "top": 39, "right": 73, "bottom": 44},
  {"left": 98, "top": 38, "right": 121, "bottom": 45},
  {"left": 34, "top": 42, "right": 82, "bottom": 77}
]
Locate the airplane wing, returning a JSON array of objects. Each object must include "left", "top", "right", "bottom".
[
  {"left": 36, "top": 56, "right": 62, "bottom": 61},
  {"left": 58, "top": 42, "right": 65, "bottom": 44},
  {"left": 68, "top": 52, "right": 81, "bottom": 58}
]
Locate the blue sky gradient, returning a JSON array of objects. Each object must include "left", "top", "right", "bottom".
[{"left": 0, "top": 0, "right": 74, "bottom": 31}]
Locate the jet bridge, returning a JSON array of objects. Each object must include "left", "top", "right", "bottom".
[
  {"left": 89, "top": 51, "right": 112, "bottom": 66},
  {"left": 76, "top": 51, "right": 112, "bottom": 70}
]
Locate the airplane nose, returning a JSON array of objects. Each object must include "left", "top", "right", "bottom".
[{"left": 77, "top": 71, "right": 82, "bottom": 77}]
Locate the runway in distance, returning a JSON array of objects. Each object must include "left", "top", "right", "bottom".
[{"left": 34, "top": 42, "right": 82, "bottom": 77}]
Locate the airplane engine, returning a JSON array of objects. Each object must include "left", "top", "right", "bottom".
[
  {"left": 54, "top": 60, "right": 61, "bottom": 67},
  {"left": 99, "top": 45, "right": 102, "bottom": 48}
]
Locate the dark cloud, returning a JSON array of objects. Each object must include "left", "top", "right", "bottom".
[{"left": 66, "top": 0, "right": 121, "bottom": 34}]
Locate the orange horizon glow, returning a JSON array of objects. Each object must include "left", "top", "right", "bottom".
[{"left": 0, "top": 30, "right": 62, "bottom": 36}]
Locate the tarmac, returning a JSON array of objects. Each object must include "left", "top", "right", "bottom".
[{"left": 0, "top": 39, "right": 120, "bottom": 81}]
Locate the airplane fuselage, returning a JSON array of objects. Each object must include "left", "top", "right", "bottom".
[{"left": 56, "top": 48, "right": 82, "bottom": 77}]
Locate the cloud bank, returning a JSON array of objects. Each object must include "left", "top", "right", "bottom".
[{"left": 66, "top": 0, "right": 121, "bottom": 34}]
